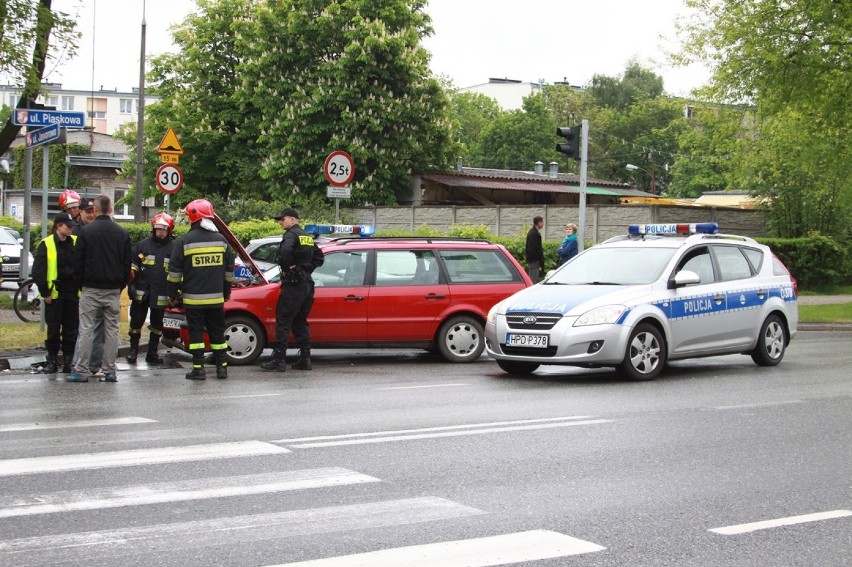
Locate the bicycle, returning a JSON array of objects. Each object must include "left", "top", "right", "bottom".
[{"left": 13, "top": 277, "right": 41, "bottom": 323}]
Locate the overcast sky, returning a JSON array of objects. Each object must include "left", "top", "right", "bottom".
[{"left": 41, "top": 0, "right": 709, "bottom": 97}]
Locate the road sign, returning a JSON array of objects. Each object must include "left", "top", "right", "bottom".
[
  {"left": 323, "top": 151, "right": 355, "bottom": 187},
  {"left": 157, "top": 128, "right": 184, "bottom": 156},
  {"left": 25, "top": 124, "right": 65, "bottom": 148},
  {"left": 326, "top": 186, "right": 351, "bottom": 198},
  {"left": 155, "top": 163, "right": 184, "bottom": 194},
  {"left": 12, "top": 109, "right": 86, "bottom": 129},
  {"left": 160, "top": 154, "right": 180, "bottom": 164}
]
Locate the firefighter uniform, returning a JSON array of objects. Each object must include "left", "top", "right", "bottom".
[{"left": 127, "top": 229, "right": 174, "bottom": 364}]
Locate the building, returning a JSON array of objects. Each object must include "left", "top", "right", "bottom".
[{"left": 458, "top": 78, "right": 583, "bottom": 110}]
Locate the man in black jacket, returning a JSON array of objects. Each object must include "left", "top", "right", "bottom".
[
  {"left": 68, "top": 195, "right": 132, "bottom": 383},
  {"left": 525, "top": 215, "right": 545, "bottom": 282}
]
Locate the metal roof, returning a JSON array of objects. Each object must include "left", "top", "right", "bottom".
[{"left": 422, "top": 173, "right": 656, "bottom": 198}]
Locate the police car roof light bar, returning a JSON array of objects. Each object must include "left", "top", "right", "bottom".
[
  {"left": 628, "top": 223, "right": 719, "bottom": 236},
  {"left": 304, "top": 224, "right": 375, "bottom": 238}
]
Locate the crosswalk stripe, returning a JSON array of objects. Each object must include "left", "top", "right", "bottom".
[
  {"left": 709, "top": 509, "right": 852, "bottom": 535},
  {"left": 0, "top": 416, "right": 156, "bottom": 432},
  {"left": 0, "top": 441, "right": 289, "bottom": 476},
  {"left": 286, "top": 419, "right": 611, "bottom": 448},
  {"left": 0, "top": 497, "right": 483, "bottom": 566},
  {"left": 268, "top": 530, "right": 606, "bottom": 566},
  {"left": 0, "top": 428, "right": 217, "bottom": 457},
  {"left": 0, "top": 467, "right": 378, "bottom": 518}
]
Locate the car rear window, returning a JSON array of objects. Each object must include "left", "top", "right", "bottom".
[{"left": 438, "top": 249, "right": 520, "bottom": 284}]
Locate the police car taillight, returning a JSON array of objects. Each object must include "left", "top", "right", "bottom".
[
  {"left": 628, "top": 223, "right": 719, "bottom": 235},
  {"left": 304, "top": 224, "right": 375, "bottom": 238}
]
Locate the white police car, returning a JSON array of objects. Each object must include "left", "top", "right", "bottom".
[{"left": 485, "top": 223, "right": 799, "bottom": 380}]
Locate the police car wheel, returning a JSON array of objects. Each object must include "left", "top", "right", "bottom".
[
  {"left": 223, "top": 315, "right": 265, "bottom": 366},
  {"left": 436, "top": 315, "right": 485, "bottom": 363},
  {"left": 619, "top": 323, "right": 666, "bottom": 381},
  {"left": 496, "top": 360, "right": 540, "bottom": 375},
  {"left": 750, "top": 314, "right": 786, "bottom": 366}
]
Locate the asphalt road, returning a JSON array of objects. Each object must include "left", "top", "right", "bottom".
[{"left": 0, "top": 332, "right": 850, "bottom": 566}]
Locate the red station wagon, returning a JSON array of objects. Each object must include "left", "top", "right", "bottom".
[{"left": 162, "top": 219, "right": 532, "bottom": 364}]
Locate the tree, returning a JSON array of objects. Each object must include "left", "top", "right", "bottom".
[
  {"left": 475, "top": 94, "right": 558, "bottom": 171},
  {"left": 587, "top": 60, "right": 665, "bottom": 111},
  {"left": 0, "top": 0, "right": 78, "bottom": 154},
  {"left": 445, "top": 90, "right": 501, "bottom": 167},
  {"left": 238, "top": 0, "right": 452, "bottom": 205}
]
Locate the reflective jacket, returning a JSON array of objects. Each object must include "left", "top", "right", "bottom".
[
  {"left": 131, "top": 235, "right": 175, "bottom": 308},
  {"left": 167, "top": 223, "right": 235, "bottom": 309},
  {"left": 33, "top": 234, "right": 79, "bottom": 299}
]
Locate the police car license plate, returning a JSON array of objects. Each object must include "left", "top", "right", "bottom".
[
  {"left": 163, "top": 316, "right": 184, "bottom": 330},
  {"left": 2, "top": 263, "right": 18, "bottom": 272},
  {"left": 506, "top": 334, "right": 548, "bottom": 348}
]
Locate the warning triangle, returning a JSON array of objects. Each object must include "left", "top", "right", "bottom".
[{"left": 157, "top": 128, "right": 184, "bottom": 155}]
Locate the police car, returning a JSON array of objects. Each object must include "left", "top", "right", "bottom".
[{"left": 485, "top": 223, "right": 799, "bottom": 380}]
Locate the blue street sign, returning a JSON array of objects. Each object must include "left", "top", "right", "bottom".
[
  {"left": 25, "top": 124, "right": 63, "bottom": 148},
  {"left": 12, "top": 109, "right": 86, "bottom": 129}
]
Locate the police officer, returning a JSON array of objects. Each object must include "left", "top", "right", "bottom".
[
  {"left": 167, "top": 199, "right": 234, "bottom": 380},
  {"left": 261, "top": 207, "right": 322, "bottom": 372},
  {"left": 31, "top": 214, "right": 80, "bottom": 373},
  {"left": 127, "top": 213, "right": 175, "bottom": 364}
]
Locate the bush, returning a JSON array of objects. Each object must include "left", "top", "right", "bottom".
[{"left": 759, "top": 233, "right": 849, "bottom": 290}]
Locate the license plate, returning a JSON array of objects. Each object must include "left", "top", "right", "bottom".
[
  {"left": 163, "top": 316, "right": 184, "bottom": 330},
  {"left": 506, "top": 334, "right": 548, "bottom": 348},
  {"left": 2, "top": 263, "right": 18, "bottom": 272}
]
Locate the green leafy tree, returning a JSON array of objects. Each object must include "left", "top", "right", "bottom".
[
  {"left": 588, "top": 61, "right": 665, "bottom": 111},
  {"left": 238, "top": 0, "right": 452, "bottom": 205},
  {"left": 446, "top": 90, "right": 501, "bottom": 167},
  {"left": 475, "top": 94, "right": 558, "bottom": 171}
]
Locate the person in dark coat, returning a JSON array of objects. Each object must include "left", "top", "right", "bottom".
[{"left": 525, "top": 215, "right": 545, "bottom": 281}]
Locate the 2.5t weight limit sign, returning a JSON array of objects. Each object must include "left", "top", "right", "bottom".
[
  {"left": 156, "top": 163, "right": 184, "bottom": 194},
  {"left": 324, "top": 151, "right": 355, "bottom": 187}
]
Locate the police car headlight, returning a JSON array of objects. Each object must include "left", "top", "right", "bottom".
[
  {"left": 487, "top": 301, "right": 505, "bottom": 325},
  {"left": 574, "top": 305, "right": 626, "bottom": 326}
]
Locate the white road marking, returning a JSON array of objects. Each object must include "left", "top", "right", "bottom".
[
  {"left": 268, "top": 530, "right": 605, "bottom": 566},
  {"left": 714, "top": 400, "right": 805, "bottom": 410},
  {"left": 0, "top": 416, "right": 156, "bottom": 432},
  {"left": 216, "top": 393, "right": 289, "bottom": 399},
  {"left": 709, "top": 509, "right": 852, "bottom": 535},
  {"left": 0, "top": 497, "right": 483, "bottom": 565},
  {"left": 376, "top": 383, "right": 470, "bottom": 390},
  {"left": 0, "top": 467, "right": 379, "bottom": 518},
  {"left": 0, "top": 440, "right": 289, "bottom": 476},
  {"left": 286, "top": 419, "right": 612, "bottom": 448}
]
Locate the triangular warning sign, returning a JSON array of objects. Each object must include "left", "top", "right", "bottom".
[{"left": 157, "top": 128, "right": 184, "bottom": 155}]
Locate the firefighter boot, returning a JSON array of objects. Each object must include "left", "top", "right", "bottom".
[
  {"left": 126, "top": 331, "right": 141, "bottom": 363},
  {"left": 44, "top": 350, "right": 58, "bottom": 374},
  {"left": 145, "top": 332, "right": 164, "bottom": 364},
  {"left": 293, "top": 349, "right": 312, "bottom": 371},
  {"left": 185, "top": 350, "right": 206, "bottom": 380},
  {"left": 260, "top": 349, "right": 287, "bottom": 372},
  {"left": 61, "top": 355, "right": 73, "bottom": 373}
]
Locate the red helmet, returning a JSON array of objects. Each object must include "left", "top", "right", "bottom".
[
  {"left": 58, "top": 189, "right": 82, "bottom": 211},
  {"left": 151, "top": 212, "right": 175, "bottom": 236},
  {"left": 184, "top": 199, "right": 215, "bottom": 224}
]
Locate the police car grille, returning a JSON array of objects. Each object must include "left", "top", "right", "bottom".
[
  {"left": 501, "top": 345, "right": 558, "bottom": 357},
  {"left": 506, "top": 312, "right": 561, "bottom": 330}
]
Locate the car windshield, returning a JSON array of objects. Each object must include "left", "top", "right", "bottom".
[
  {"left": 0, "top": 229, "right": 18, "bottom": 245},
  {"left": 546, "top": 246, "right": 676, "bottom": 285}
]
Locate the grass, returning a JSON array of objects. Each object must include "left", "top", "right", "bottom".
[{"left": 798, "top": 303, "right": 852, "bottom": 324}]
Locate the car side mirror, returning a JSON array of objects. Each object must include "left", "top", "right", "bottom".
[{"left": 670, "top": 269, "right": 701, "bottom": 289}]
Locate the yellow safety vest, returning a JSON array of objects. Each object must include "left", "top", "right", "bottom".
[{"left": 41, "top": 234, "right": 78, "bottom": 299}]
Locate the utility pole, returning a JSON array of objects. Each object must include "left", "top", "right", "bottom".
[{"left": 134, "top": 0, "right": 147, "bottom": 221}]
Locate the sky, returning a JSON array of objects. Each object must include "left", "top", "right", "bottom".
[{"left": 41, "top": 0, "right": 709, "bottom": 97}]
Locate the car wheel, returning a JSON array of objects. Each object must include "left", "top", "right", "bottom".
[
  {"left": 619, "top": 323, "right": 666, "bottom": 381},
  {"left": 750, "top": 314, "right": 786, "bottom": 366},
  {"left": 436, "top": 316, "right": 485, "bottom": 363},
  {"left": 496, "top": 360, "right": 540, "bottom": 375},
  {"left": 223, "top": 315, "right": 265, "bottom": 365}
]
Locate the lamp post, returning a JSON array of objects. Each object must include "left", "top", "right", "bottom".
[
  {"left": 134, "top": 0, "right": 147, "bottom": 221},
  {"left": 626, "top": 163, "right": 656, "bottom": 195}
]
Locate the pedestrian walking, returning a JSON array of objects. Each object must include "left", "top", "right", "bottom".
[
  {"left": 31, "top": 214, "right": 80, "bottom": 374},
  {"left": 261, "top": 207, "right": 323, "bottom": 372},
  {"left": 525, "top": 215, "right": 545, "bottom": 282},
  {"left": 126, "top": 213, "right": 175, "bottom": 364},
  {"left": 556, "top": 223, "right": 579, "bottom": 267},
  {"left": 167, "top": 199, "right": 234, "bottom": 380},
  {"left": 68, "top": 195, "right": 132, "bottom": 383}
]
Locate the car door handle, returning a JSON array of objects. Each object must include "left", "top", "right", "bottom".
[
  {"left": 757, "top": 289, "right": 767, "bottom": 299},
  {"left": 344, "top": 295, "right": 365, "bottom": 301},
  {"left": 713, "top": 294, "right": 725, "bottom": 303},
  {"left": 425, "top": 294, "right": 446, "bottom": 300}
]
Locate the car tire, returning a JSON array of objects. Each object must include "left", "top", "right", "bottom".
[
  {"left": 496, "top": 360, "right": 540, "bottom": 375},
  {"left": 223, "top": 315, "right": 265, "bottom": 366},
  {"left": 619, "top": 323, "right": 666, "bottom": 381},
  {"left": 436, "top": 315, "right": 485, "bottom": 363},
  {"left": 750, "top": 314, "right": 786, "bottom": 366}
]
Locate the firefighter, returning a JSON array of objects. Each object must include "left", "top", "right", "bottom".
[
  {"left": 127, "top": 213, "right": 175, "bottom": 364},
  {"left": 58, "top": 189, "right": 83, "bottom": 234},
  {"left": 167, "top": 199, "right": 234, "bottom": 380}
]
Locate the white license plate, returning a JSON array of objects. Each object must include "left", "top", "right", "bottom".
[
  {"left": 506, "top": 334, "right": 548, "bottom": 348},
  {"left": 163, "top": 317, "right": 184, "bottom": 330},
  {"left": 2, "top": 263, "right": 18, "bottom": 272}
]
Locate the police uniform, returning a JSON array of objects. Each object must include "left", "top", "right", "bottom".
[
  {"left": 167, "top": 201, "right": 234, "bottom": 380},
  {"left": 127, "top": 226, "right": 174, "bottom": 364},
  {"left": 261, "top": 208, "right": 322, "bottom": 372}
]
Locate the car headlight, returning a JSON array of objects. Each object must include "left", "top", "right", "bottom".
[
  {"left": 574, "top": 305, "right": 626, "bottom": 326},
  {"left": 487, "top": 301, "right": 505, "bottom": 324}
]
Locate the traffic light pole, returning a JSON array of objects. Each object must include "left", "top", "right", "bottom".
[{"left": 577, "top": 119, "right": 588, "bottom": 253}]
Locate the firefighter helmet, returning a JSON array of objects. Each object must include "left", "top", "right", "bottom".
[
  {"left": 58, "top": 189, "right": 82, "bottom": 211},
  {"left": 151, "top": 212, "right": 175, "bottom": 236},
  {"left": 184, "top": 199, "right": 215, "bottom": 223}
]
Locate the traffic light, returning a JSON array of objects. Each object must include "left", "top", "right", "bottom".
[{"left": 556, "top": 125, "right": 581, "bottom": 160}]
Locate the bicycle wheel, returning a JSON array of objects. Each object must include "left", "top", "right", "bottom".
[{"left": 13, "top": 278, "right": 42, "bottom": 323}]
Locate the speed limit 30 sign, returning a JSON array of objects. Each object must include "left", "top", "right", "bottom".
[
  {"left": 156, "top": 163, "right": 184, "bottom": 194},
  {"left": 324, "top": 151, "right": 355, "bottom": 187}
]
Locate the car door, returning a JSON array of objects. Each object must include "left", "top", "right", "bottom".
[
  {"left": 367, "top": 249, "right": 450, "bottom": 342},
  {"left": 709, "top": 243, "right": 763, "bottom": 348},
  {"left": 310, "top": 250, "right": 369, "bottom": 342}
]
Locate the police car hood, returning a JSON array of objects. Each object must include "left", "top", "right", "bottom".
[{"left": 502, "top": 283, "right": 654, "bottom": 316}]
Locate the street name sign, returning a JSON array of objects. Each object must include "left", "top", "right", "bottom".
[
  {"left": 25, "top": 124, "right": 65, "bottom": 148},
  {"left": 13, "top": 109, "right": 86, "bottom": 129}
]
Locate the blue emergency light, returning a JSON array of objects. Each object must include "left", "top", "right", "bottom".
[
  {"left": 304, "top": 224, "right": 375, "bottom": 238},
  {"left": 628, "top": 223, "right": 719, "bottom": 236}
]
